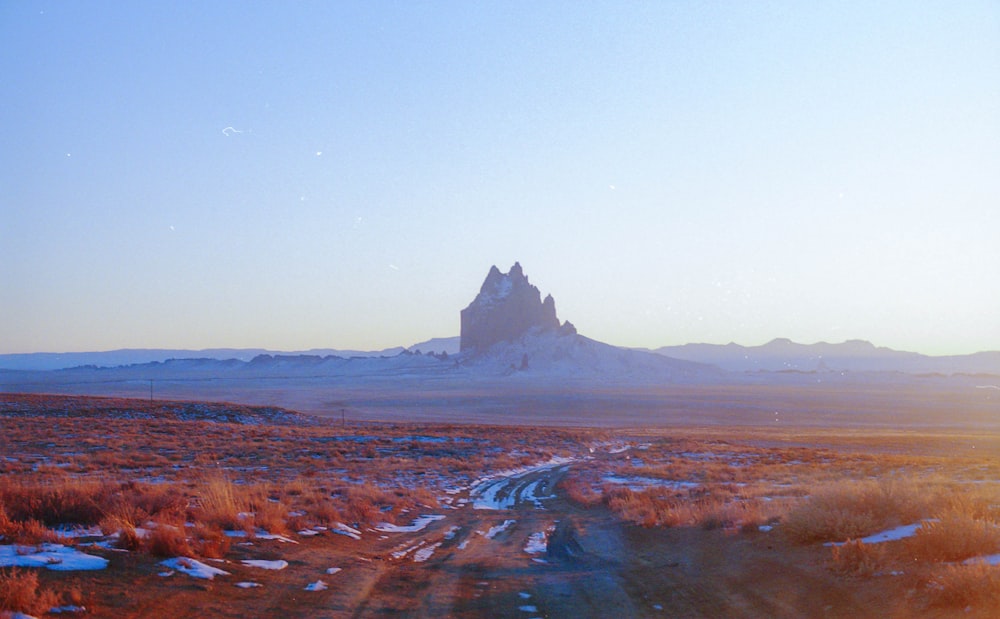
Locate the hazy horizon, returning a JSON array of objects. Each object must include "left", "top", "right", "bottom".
[
  {"left": 3, "top": 2, "right": 998, "bottom": 357},
  {"left": 4, "top": 332, "right": 1000, "bottom": 359}
]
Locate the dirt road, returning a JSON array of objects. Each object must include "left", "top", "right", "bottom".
[
  {"left": 75, "top": 457, "right": 915, "bottom": 618},
  {"left": 330, "top": 459, "right": 892, "bottom": 619}
]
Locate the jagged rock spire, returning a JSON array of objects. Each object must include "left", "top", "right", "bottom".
[{"left": 460, "top": 263, "right": 561, "bottom": 353}]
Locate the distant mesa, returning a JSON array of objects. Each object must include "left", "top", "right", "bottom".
[{"left": 460, "top": 262, "right": 575, "bottom": 354}]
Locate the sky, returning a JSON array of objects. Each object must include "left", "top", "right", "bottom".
[{"left": 1, "top": 1, "right": 998, "bottom": 356}]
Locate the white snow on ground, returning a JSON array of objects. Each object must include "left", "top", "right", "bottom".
[
  {"left": 391, "top": 542, "right": 424, "bottom": 560},
  {"left": 602, "top": 475, "right": 700, "bottom": 491},
  {"left": 965, "top": 554, "right": 1000, "bottom": 566},
  {"left": 457, "top": 540, "right": 470, "bottom": 550},
  {"left": 304, "top": 580, "right": 328, "bottom": 591},
  {"left": 0, "top": 544, "right": 108, "bottom": 571},
  {"left": 375, "top": 514, "right": 445, "bottom": 533},
  {"left": 521, "top": 480, "right": 556, "bottom": 508},
  {"left": 332, "top": 522, "right": 362, "bottom": 540},
  {"left": 224, "top": 530, "right": 299, "bottom": 543},
  {"left": 1, "top": 612, "right": 41, "bottom": 619},
  {"left": 235, "top": 582, "right": 262, "bottom": 588},
  {"left": 519, "top": 606, "right": 538, "bottom": 612},
  {"left": 255, "top": 533, "right": 298, "bottom": 543},
  {"left": 524, "top": 531, "right": 548, "bottom": 554},
  {"left": 413, "top": 542, "right": 442, "bottom": 562},
  {"left": 483, "top": 519, "right": 516, "bottom": 539},
  {"left": 326, "top": 567, "right": 342, "bottom": 575},
  {"left": 48, "top": 606, "right": 86, "bottom": 614},
  {"left": 241, "top": 559, "right": 288, "bottom": 570},
  {"left": 826, "top": 521, "right": 937, "bottom": 546},
  {"left": 519, "top": 592, "right": 531, "bottom": 599},
  {"left": 470, "top": 457, "right": 574, "bottom": 510},
  {"left": 298, "top": 529, "right": 320, "bottom": 536},
  {"left": 443, "top": 525, "right": 460, "bottom": 540},
  {"left": 160, "top": 557, "right": 230, "bottom": 580},
  {"left": 52, "top": 525, "right": 103, "bottom": 538}
]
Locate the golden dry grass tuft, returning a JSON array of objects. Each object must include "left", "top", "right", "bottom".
[
  {"left": 146, "top": 523, "right": 194, "bottom": 558},
  {"left": 0, "top": 568, "right": 61, "bottom": 615},
  {"left": 783, "top": 479, "right": 928, "bottom": 544},
  {"left": 926, "top": 563, "right": 1000, "bottom": 609},
  {"left": 829, "top": 539, "right": 887, "bottom": 577},
  {"left": 904, "top": 513, "right": 1000, "bottom": 562}
]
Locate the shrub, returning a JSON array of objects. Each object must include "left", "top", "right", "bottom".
[
  {"left": 0, "top": 568, "right": 61, "bottom": 615},
  {"left": 146, "top": 524, "right": 192, "bottom": 558},
  {"left": 830, "top": 539, "right": 886, "bottom": 577},
  {"left": 558, "top": 477, "right": 602, "bottom": 507},
  {"left": 783, "top": 479, "right": 926, "bottom": 544},
  {"left": 0, "top": 479, "right": 115, "bottom": 527},
  {"left": 193, "top": 474, "right": 248, "bottom": 531},
  {"left": 190, "top": 523, "right": 231, "bottom": 559},
  {"left": 926, "top": 563, "right": 1000, "bottom": 609},
  {"left": 905, "top": 514, "right": 1000, "bottom": 562}
]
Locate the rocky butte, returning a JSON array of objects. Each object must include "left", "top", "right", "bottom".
[{"left": 460, "top": 262, "right": 576, "bottom": 354}]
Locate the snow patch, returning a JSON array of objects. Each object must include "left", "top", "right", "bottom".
[
  {"left": 826, "top": 521, "right": 937, "bottom": 546},
  {"left": 160, "top": 557, "right": 230, "bottom": 580},
  {"left": 0, "top": 544, "right": 108, "bottom": 571},
  {"left": 965, "top": 553, "right": 1000, "bottom": 566},
  {"left": 241, "top": 559, "right": 288, "bottom": 570},
  {"left": 470, "top": 457, "right": 573, "bottom": 510},
  {"left": 602, "top": 475, "right": 699, "bottom": 491},
  {"left": 332, "top": 522, "right": 362, "bottom": 540},
  {"left": 375, "top": 514, "right": 445, "bottom": 533},
  {"left": 304, "top": 580, "right": 328, "bottom": 591},
  {"left": 524, "top": 531, "right": 548, "bottom": 554},
  {"left": 482, "top": 519, "right": 516, "bottom": 539},
  {"left": 413, "top": 542, "right": 442, "bottom": 562}
]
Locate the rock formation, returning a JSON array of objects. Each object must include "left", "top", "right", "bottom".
[{"left": 460, "top": 262, "right": 569, "bottom": 353}]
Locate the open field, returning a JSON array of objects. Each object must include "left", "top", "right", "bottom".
[
  {"left": 2, "top": 393, "right": 1000, "bottom": 618},
  {"left": 2, "top": 368, "right": 997, "bottom": 429}
]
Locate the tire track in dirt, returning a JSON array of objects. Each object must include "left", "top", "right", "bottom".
[
  {"left": 348, "top": 460, "right": 571, "bottom": 618},
  {"left": 345, "top": 453, "right": 887, "bottom": 619}
]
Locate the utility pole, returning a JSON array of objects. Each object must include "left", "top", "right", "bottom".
[{"left": 341, "top": 408, "right": 346, "bottom": 427}]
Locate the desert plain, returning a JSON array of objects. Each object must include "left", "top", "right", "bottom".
[{"left": 2, "top": 372, "right": 999, "bottom": 618}]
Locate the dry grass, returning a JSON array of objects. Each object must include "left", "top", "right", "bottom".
[
  {"left": 0, "top": 394, "right": 588, "bottom": 564},
  {"left": 926, "top": 563, "right": 1000, "bottom": 609},
  {"left": 904, "top": 513, "right": 1000, "bottom": 562},
  {"left": 0, "top": 568, "right": 61, "bottom": 615},
  {"left": 829, "top": 539, "right": 887, "bottom": 577},
  {"left": 146, "top": 523, "right": 194, "bottom": 558},
  {"left": 4, "top": 393, "right": 1000, "bottom": 614},
  {"left": 782, "top": 479, "right": 929, "bottom": 544}
]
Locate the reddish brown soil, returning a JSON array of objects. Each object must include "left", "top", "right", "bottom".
[{"left": 32, "top": 466, "right": 980, "bottom": 619}]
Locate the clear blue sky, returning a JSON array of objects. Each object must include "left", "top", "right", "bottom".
[{"left": 2, "top": 1, "right": 998, "bottom": 355}]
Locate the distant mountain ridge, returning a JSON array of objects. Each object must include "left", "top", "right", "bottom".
[
  {"left": 0, "top": 344, "right": 419, "bottom": 372},
  {"left": 4, "top": 337, "right": 997, "bottom": 377},
  {"left": 647, "top": 338, "right": 1000, "bottom": 375},
  {"left": 3, "top": 257, "right": 996, "bottom": 380}
]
